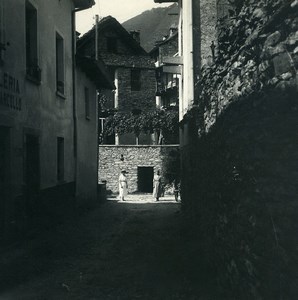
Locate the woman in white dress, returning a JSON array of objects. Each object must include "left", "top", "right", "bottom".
[
  {"left": 153, "top": 170, "right": 162, "bottom": 201},
  {"left": 119, "top": 170, "right": 128, "bottom": 201}
]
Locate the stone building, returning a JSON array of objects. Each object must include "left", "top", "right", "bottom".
[
  {"left": 77, "top": 16, "right": 157, "bottom": 145},
  {"left": 77, "top": 16, "right": 179, "bottom": 195},
  {"left": 75, "top": 56, "right": 114, "bottom": 206},
  {"left": 150, "top": 27, "right": 179, "bottom": 109},
  {"left": 156, "top": 0, "right": 298, "bottom": 298},
  {"left": 0, "top": 0, "right": 113, "bottom": 237}
]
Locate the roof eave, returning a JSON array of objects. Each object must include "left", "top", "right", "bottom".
[
  {"left": 73, "top": 0, "right": 95, "bottom": 10},
  {"left": 76, "top": 56, "right": 115, "bottom": 90}
]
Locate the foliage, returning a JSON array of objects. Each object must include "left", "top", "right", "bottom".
[
  {"left": 217, "top": 0, "right": 283, "bottom": 66},
  {"left": 161, "top": 147, "right": 180, "bottom": 185},
  {"left": 183, "top": 0, "right": 292, "bottom": 298},
  {"left": 103, "top": 108, "right": 179, "bottom": 144}
]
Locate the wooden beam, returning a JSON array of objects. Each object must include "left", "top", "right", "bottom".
[
  {"left": 154, "top": 0, "right": 178, "bottom": 3},
  {"left": 163, "top": 65, "right": 182, "bottom": 74},
  {"left": 162, "top": 56, "right": 183, "bottom": 65}
]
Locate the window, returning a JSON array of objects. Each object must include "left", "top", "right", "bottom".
[
  {"left": 107, "top": 37, "right": 118, "bottom": 53},
  {"left": 57, "top": 137, "right": 64, "bottom": 182},
  {"left": 56, "top": 32, "right": 64, "bottom": 94},
  {"left": 131, "top": 69, "right": 141, "bottom": 91},
  {"left": 26, "top": 1, "right": 40, "bottom": 81},
  {"left": 0, "top": 1, "right": 5, "bottom": 63},
  {"left": 85, "top": 87, "right": 90, "bottom": 120}
]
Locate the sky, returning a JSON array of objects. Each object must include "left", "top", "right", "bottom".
[{"left": 76, "top": 0, "right": 171, "bottom": 35}]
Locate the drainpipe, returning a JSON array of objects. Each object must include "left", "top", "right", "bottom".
[
  {"left": 71, "top": 6, "right": 91, "bottom": 196},
  {"left": 95, "top": 14, "right": 99, "bottom": 60}
]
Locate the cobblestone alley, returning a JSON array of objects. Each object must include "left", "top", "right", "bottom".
[{"left": 0, "top": 195, "right": 212, "bottom": 300}]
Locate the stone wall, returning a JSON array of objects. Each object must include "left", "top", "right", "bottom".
[
  {"left": 181, "top": 1, "right": 298, "bottom": 298},
  {"left": 117, "top": 67, "right": 156, "bottom": 112},
  {"left": 98, "top": 145, "right": 179, "bottom": 194},
  {"left": 159, "top": 34, "right": 178, "bottom": 60}
]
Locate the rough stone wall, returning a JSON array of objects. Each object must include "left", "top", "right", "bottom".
[
  {"left": 200, "top": 2, "right": 298, "bottom": 132},
  {"left": 98, "top": 145, "right": 179, "bottom": 194},
  {"left": 198, "top": 0, "right": 218, "bottom": 66},
  {"left": 117, "top": 67, "right": 156, "bottom": 112},
  {"left": 159, "top": 35, "right": 178, "bottom": 61},
  {"left": 181, "top": 1, "right": 298, "bottom": 298},
  {"left": 81, "top": 24, "right": 156, "bottom": 115}
]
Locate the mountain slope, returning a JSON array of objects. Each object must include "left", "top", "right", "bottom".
[{"left": 122, "top": 4, "right": 179, "bottom": 52}]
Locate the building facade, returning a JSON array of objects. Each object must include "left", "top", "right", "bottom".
[
  {"left": 77, "top": 16, "right": 180, "bottom": 195},
  {"left": 150, "top": 27, "right": 179, "bottom": 109},
  {"left": 77, "top": 16, "right": 157, "bottom": 145},
  {"left": 155, "top": 0, "right": 298, "bottom": 297},
  {"left": 0, "top": 0, "right": 115, "bottom": 236}
]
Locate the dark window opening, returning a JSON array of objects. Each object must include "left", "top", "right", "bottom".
[
  {"left": 26, "top": 1, "right": 40, "bottom": 81},
  {"left": 57, "top": 137, "right": 64, "bottom": 182},
  {"left": 24, "top": 133, "right": 40, "bottom": 221},
  {"left": 0, "top": 2, "right": 5, "bottom": 63},
  {"left": 56, "top": 32, "right": 64, "bottom": 94},
  {"left": 107, "top": 37, "right": 118, "bottom": 53},
  {"left": 25, "top": 134, "right": 40, "bottom": 194},
  {"left": 131, "top": 69, "right": 141, "bottom": 91}
]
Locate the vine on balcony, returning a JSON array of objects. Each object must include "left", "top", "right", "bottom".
[{"left": 103, "top": 108, "right": 179, "bottom": 144}]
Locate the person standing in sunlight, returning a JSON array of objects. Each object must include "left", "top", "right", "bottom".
[
  {"left": 153, "top": 170, "right": 162, "bottom": 201},
  {"left": 119, "top": 170, "right": 128, "bottom": 201}
]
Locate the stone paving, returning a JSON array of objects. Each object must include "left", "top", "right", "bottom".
[
  {"left": 108, "top": 193, "right": 178, "bottom": 203},
  {"left": 0, "top": 193, "right": 211, "bottom": 300}
]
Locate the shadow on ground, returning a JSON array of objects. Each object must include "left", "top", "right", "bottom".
[{"left": 0, "top": 196, "right": 214, "bottom": 299}]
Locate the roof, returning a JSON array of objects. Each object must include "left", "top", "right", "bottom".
[
  {"left": 76, "top": 56, "right": 115, "bottom": 90},
  {"left": 77, "top": 16, "right": 147, "bottom": 56},
  {"left": 73, "top": 0, "right": 95, "bottom": 9}
]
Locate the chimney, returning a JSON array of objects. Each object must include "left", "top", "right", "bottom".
[{"left": 129, "top": 30, "right": 140, "bottom": 44}]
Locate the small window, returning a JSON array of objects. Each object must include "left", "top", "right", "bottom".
[
  {"left": 85, "top": 87, "right": 90, "bottom": 120},
  {"left": 131, "top": 69, "right": 141, "bottom": 91},
  {"left": 56, "top": 32, "right": 64, "bottom": 94},
  {"left": 26, "top": 1, "right": 40, "bottom": 80},
  {"left": 57, "top": 137, "right": 64, "bottom": 182},
  {"left": 107, "top": 37, "right": 118, "bottom": 53},
  {"left": 0, "top": 1, "right": 5, "bottom": 62}
]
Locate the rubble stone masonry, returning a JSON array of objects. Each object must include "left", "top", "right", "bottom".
[
  {"left": 181, "top": 1, "right": 298, "bottom": 298},
  {"left": 98, "top": 145, "right": 179, "bottom": 194}
]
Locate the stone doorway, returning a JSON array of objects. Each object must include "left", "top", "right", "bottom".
[
  {"left": 0, "top": 126, "right": 10, "bottom": 233},
  {"left": 24, "top": 134, "right": 40, "bottom": 219},
  {"left": 137, "top": 167, "right": 153, "bottom": 193}
]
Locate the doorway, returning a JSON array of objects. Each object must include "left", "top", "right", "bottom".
[
  {"left": 138, "top": 167, "right": 153, "bottom": 193},
  {"left": 24, "top": 134, "right": 40, "bottom": 219},
  {"left": 0, "top": 127, "right": 10, "bottom": 232}
]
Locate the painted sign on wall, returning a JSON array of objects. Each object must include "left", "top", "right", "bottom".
[{"left": 0, "top": 70, "right": 22, "bottom": 111}]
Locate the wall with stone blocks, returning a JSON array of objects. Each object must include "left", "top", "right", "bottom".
[
  {"left": 117, "top": 67, "right": 156, "bottom": 113},
  {"left": 98, "top": 145, "right": 179, "bottom": 194},
  {"left": 181, "top": 1, "right": 298, "bottom": 298}
]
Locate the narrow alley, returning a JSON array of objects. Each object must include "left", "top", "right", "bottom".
[{"left": 0, "top": 196, "right": 211, "bottom": 300}]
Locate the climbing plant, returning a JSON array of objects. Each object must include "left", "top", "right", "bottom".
[{"left": 103, "top": 108, "right": 179, "bottom": 144}]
